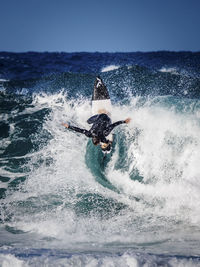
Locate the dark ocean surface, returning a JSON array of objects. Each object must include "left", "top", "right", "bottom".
[{"left": 0, "top": 51, "right": 200, "bottom": 266}]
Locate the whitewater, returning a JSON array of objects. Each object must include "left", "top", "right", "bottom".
[{"left": 0, "top": 51, "right": 200, "bottom": 266}]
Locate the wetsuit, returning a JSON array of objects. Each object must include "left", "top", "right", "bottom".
[{"left": 68, "top": 113, "right": 126, "bottom": 143}]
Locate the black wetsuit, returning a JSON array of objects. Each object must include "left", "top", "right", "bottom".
[{"left": 68, "top": 113, "right": 126, "bottom": 143}]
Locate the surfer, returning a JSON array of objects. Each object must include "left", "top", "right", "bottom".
[
  {"left": 62, "top": 113, "right": 131, "bottom": 151},
  {"left": 62, "top": 76, "right": 131, "bottom": 152}
]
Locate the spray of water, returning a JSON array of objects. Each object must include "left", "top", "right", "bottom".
[{"left": 1, "top": 92, "right": 200, "bottom": 256}]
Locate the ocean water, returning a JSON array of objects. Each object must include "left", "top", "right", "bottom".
[{"left": 0, "top": 51, "right": 200, "bottom": 266}]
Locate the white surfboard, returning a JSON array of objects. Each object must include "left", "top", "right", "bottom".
[{"left": 91, "top": 76, "right": 113, "bottom": 142}]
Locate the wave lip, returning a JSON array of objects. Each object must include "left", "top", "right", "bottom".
[
  {"left": 0, "top": 79, "right": 9, "bottom": 82},
  {"left": 159, "top": 67, "right": 179, "bottom": 75},
  {"left": 101, "top": 65, "right": 120, "bottom": 72}
]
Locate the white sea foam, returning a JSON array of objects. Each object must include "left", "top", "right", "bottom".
[
  {"left": 108, "top": 101, "right": 200, "bottom": 220},
  {"left": 101, "top": 65, "right": 120, "bottom": 72},
  {"left": 0, "top": 251, "right": 199, "bottom": 267},
  {"left": 0, "top": 79, "right": 9, "bottom": 82},
  {"left": 0, "top": 254, "right": 26, "bottom": 267},
  {"left": 159, "top": 67, "right": 178, "bottom": 74}
]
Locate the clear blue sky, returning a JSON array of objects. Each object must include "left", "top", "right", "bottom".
[{"left": 0, "top": 0, "right": 199, "bottom": 52}]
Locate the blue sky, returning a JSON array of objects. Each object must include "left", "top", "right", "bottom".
[{"left": 0, "top": 0, "right": 199, "bottom": 52}]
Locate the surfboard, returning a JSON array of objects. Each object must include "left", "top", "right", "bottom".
[{"left": 92, "top": 76, "right": 113, "bottom": 143}]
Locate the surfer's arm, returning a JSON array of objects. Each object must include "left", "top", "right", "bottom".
[
  {"left": 87, "top": 115, "right": 99, "bottom": 124},
  {"left": 107, "top": 120, "right": 125, "bottom": 131},
  {"left": 104, "top": 118, "right": 131, "bottom": 135},
  {"left": 68, "top": 125, "right": 92, "bottom": 138},
  {"left": 111, "top": 118, "right": 131, "bottom": 128}
]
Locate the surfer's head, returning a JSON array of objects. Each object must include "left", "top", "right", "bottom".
[
  {"left": 100, "top": 142, "right": 111, "bottom": 152},
  {"left": 92, "top": 137, "right": 100, "bottom": 145}
]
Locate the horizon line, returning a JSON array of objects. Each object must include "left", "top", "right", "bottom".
[{"left": 0, "top": 50, "right": 200, "bottom": 54}]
